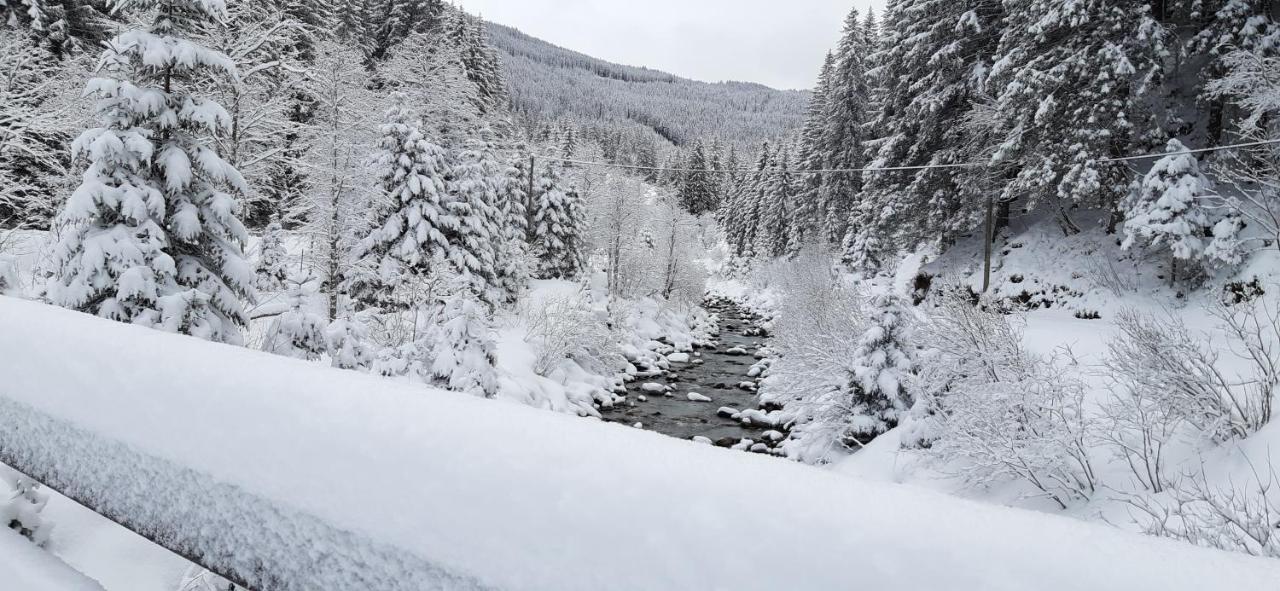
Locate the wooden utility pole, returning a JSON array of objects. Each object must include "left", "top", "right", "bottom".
[{"left": 982, "top": 194, "right": 994, "bottom": 293}]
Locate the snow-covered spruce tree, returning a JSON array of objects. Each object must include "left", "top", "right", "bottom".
[
  {"left": 261, "top": 272, "right": 327, "bottom": 360},
  {"left": 789, "top": 52, "right": 835, "bottom": 254},
  {"left": 843, "top": 294, "right": 915, "bottom": 441},
  {"left": 1122, "top": 139, "right": 1241, "bottom": 282},
  {"left": 756, "top": 145, "right": 796, "bottom": 259},
  {"left": 445, "top": 139, "right": 507, "bottom": 301},
  {"left": 848, "top": 0, "right": 1004, "bottom": 269},
  {"left": 720, "top": 143, "right": 770, "bottom": 263},
  {"left": 529, "top": 161, "right": 586, "bottom": 280},
  {"left": 353, "top": 94, "right": 455, "bottom": 309},
  {"left": 678, "top": 141, "right": 718, "bottom": 215},
  {"left": 790, "top": 293, "right": 916, "bottom": 453},
  {"left": 418, "top": 283, "right": 499, "bottom": 398},
  {"left": 325, "top": 311, "right": 376, "bottom": 370},
  {"left": 47, "top": 0, "right": 255, "bottom": 344},
  {"left": 255, "top": 218, "right": 289, "bottom": 291},
  {"left": 817, "top": 6, "right": 872, "bottom": 246},
  {"left": 990, "top": 0, "right": 1163, "bottom": 233},
  {"left": 1, "top": 0, "right": 114, "bottom": 58}
]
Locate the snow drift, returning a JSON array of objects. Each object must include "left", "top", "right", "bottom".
[{"left": 1, "top": 296, "right": 1279, "bottom": 590}]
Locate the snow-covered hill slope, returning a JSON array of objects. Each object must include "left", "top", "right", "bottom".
[
  {"left": 487, "top": 22, "right": 807, "bottom": 148},
  {"left": 2, "top": 296, "right": 1280, "bottom": 589}
]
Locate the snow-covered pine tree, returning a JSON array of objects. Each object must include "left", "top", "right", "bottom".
[
  {"left": 47, "top": 0, "right": 255, "bottom": 344},
  {"left": 354, "top": 93, "right": 455, "bottom": 308},
  {"left": 530, "top": 161, "right": 586, "bottom": 280},
  {"left": 721, "top": 142, "right": 770, "bottom": 261},
  {"left": 790, "top": 52, "right": 835, "bottom": 254},
  {"left": 1121, "top": 139, "right": 1241, "bottom": 282},
  {"left": 1, "top": 0, "right": 114, "bottom": 58},
  {"left": 255, "top": 218, "right": 290, "bottom": 291},
  {"left": 843, "top": 293, "right": 915, "bottom": 443},
  {"left": 990, "top": 0, "right": 1163, "bottom": 232},
  {"left": 261, "top": 272, "right": 328, "bottom": 360},
  {"left": 757, "top": 145, "right": 796, "bottom": 259},
  {"left": 325, "top": 312, "right": 376, "bottom": 370},
  {"left": 848, "top": 0, "right": 1004, "bottom": 269},
  {"left": 445, "top": 139, "right": 508, "bottom": 301},
  {"left": 678, "top": 141, "right": 718, "bottom": 215},
  {"left": 817, "top": 7, "right": 872, "bottom": 246},
  {"left": 419, "top": 284, "right": 499, "bottom": 398}
]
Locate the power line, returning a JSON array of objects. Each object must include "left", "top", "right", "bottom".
[{"left": 532, "top": 138, "right": 1280, "bottom": 176}]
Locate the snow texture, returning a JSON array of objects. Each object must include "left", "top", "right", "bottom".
[
  {"left": 2, "top": 296, "right": 1280, "bottom": 590},
  {"left": 0, "top": 528, "right": 105, "bottom": 591}
]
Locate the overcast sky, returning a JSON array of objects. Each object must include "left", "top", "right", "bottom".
[{"left": 453, "top": 0, "right": 886, "bottom": 91}]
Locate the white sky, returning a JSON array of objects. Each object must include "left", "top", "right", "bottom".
[{"left": 454, "top": 0, "right": 886, "bottom": 90}]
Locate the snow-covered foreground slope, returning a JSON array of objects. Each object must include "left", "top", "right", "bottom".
[
  {"left": 3, "top": 296, "right": 1280, "bottom": 590},
  {"left": 0, "top": 528, "right": 105, "bottom": 590}
]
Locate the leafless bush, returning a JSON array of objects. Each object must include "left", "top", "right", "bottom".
[
  {"left": 523, "top": 294, "right": 623, "bottom": 377},
  {"left": 1082, "top": 255, "right": 1138, "bottom": 297},
  {"left": 912, "top": 287, "right": 1098, "bottom": 509},
  {"left": 1107, "top": 308, "right": 1274, "bottom": 443},
  {"left": 1097, "top": 383, "right": 1187, "bottom": 494},
  {"left": 1129, "top": 459, "right": 1280, "bottom": 559}
]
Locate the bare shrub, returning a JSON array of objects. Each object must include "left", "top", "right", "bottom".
[
  {"left": 1129, "top": 459, "right": 1280, "bottom": 559},
  {"left": 911, "top": 287, "right": 1097, "bottom": 509},
  {"left": 523, "top": 293, "right": 624, "bottom": 378},
  {"left": 1107, "top": 307, "right": 1274, "bottom": 443}
]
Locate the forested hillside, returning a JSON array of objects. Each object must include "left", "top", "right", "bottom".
[{"left": 487, "top": 22, "right": 808, "bottom": 150}]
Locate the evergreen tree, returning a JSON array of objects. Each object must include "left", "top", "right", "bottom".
[
  {"left": 354, "top": 94, "right": 455, "bottom": 307},
  {"left": 529, "top": 162, "right": 586, "bottom": 279},
  {"left": 990, "top": 0, "right": 1163, "bottom": 232},
  {"left": 255, "top": 218, "right": 290, "bottom": 291},
  {"left": 445, "top": 139, "right": 507, "bottom": 300},
  {"left": 757, "top": 145, "right": 796, "bottom": 259},
  {"left": 818, "top": 7, "right": 872, "bottom": 245},
  {"left": 1, "top": 0, "right": 114, "bottom": 58},
  {"left": 843, "top": 294, "right": 915, "bottom": 443},
  {"left": 721, "top": 143, "right": 770, "bottom": 260},
  {"left": 790, "top": 53, "right": 835, "bottom": 253},
  {"left": 1121, "top": 139, "right": 1242, "bottom": 281},
  {"left": 848, "top": 0, "right": 1004, "bottom": 269},
  {"left": 0, "top": 35, "right": 71, "bottom": 230},
  {"left": 420, "top": 285, "right": 499, "bottom": 398},
  {"left": 261, "top": 272, "right": 328, "bottom": 360},
  {"left": 326, "top": 312, "right": 376, "bottom": 370},
  {"left": 678, "top": 141, "right": 718, "bottom": 215},
  {"left": 47, "top": 0, "right": 255, "bottom": 344}
]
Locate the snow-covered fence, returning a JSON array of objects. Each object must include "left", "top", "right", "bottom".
[{"left": 2, "top": 296, "right": 1280, "bottom": 591}]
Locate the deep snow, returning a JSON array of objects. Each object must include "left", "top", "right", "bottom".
[
  {"left": 3, "top": 296, "right": 1280, "bottom": 589},
  {"left": 0, "top": 528, "right": 105, "bottom": 590}
]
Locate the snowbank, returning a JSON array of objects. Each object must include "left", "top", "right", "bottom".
[
  {"left": 0, "top": 529, "right": 105, "bottom": 591},
  {"left": 2, "top": 296, "right": 1280, "bottom": 590}
]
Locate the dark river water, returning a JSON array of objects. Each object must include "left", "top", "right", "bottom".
[{"left": 602, "top": 301, "right": 776, "bottom": 446}]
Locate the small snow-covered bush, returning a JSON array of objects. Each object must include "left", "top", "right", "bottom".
[
  {"left": 326, "top": 314, "right": 376, "bottom": 371},
  {"left": 909, "top": 288, "right": 1097, "bottom": 509},
  {"left": 1106, "top": 306, "right": 1275, "bottom": 443},
  {"left": 1130, "top": 462, "right": 1280, "bottom": 559},
  {"left": 1, "top": 466, "right": 51, "bottom": 546},
  {"left": 261, "top": 274, "right": 328, "bottom": 361},
  {"left": 522, "top": 293, "right": 623, "bottom": 378}
]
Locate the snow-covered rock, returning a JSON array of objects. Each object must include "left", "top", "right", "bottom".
[
  {"left": 640, "top": 383, "right": 666, "bottom": 394},
  {"left": 725, "top": 346, "right": 749, "bottom": 356},
  {"left": 686, "top": 392, "right": 712, "bottom": 403},
  {"left": 691, "top": 436, "right": 713, "bottom": 445},
  {"left": 667, "top": 352, "right": 691, "bottom": 363}
]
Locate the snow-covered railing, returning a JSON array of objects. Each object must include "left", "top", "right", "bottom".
[{"left": 2, "top": 295, "right": 1280, "bottom": 591}]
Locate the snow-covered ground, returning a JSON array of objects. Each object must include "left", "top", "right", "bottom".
[
  {"left": 3, "top": 295, "right": 1280, "bottom": 589},
  {"left": 0, "top": 528, "right": 106, "bottom": 590}
]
